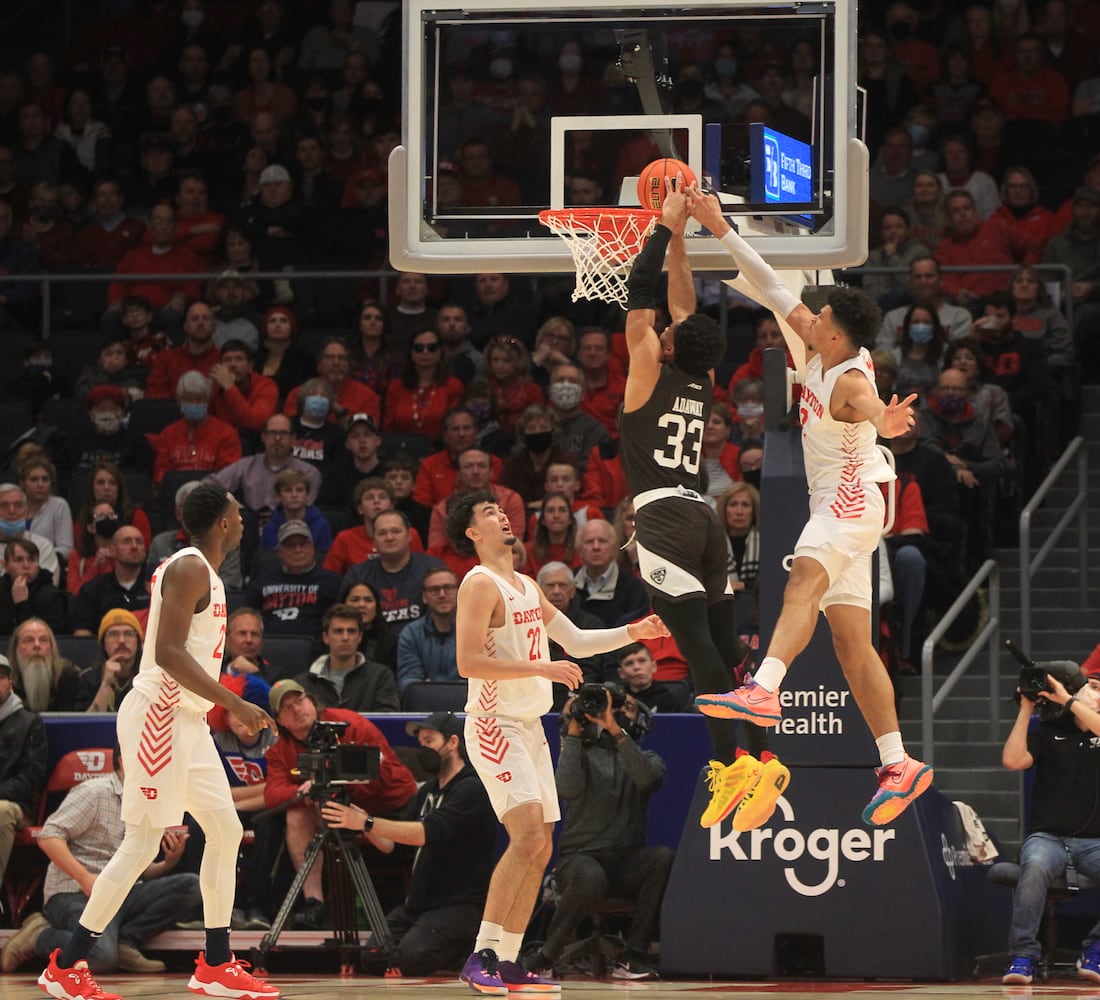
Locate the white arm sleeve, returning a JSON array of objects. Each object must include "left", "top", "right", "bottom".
[
  {"left": 720, "top": 228, "right": 801, "bottom": 320},
  {"left": 545, "top": 611, "right": 634, "bottom": 658}
]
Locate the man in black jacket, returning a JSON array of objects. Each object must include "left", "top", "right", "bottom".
[
  {"left": 321, "top": 711, "right": 498, "bottom": 975},
  {"left": 526, "top": 685, "right": 670, "bottom": 980},
  {"left": 0, "top": 653, "right": 48, "bottom": 889}
]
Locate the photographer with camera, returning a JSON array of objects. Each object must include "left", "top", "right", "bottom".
[
  {"left": 264, "top": 680, "right": 417, "bottom": 931},
  {"left": 525, "top": 682, "right": 671, "bottom": 981},
  {"left": 320, "top": 711, "right": 497, "bottom": 976},
  {"left": 1001, "top": 658, "right": 1100, "bottom": 985}
]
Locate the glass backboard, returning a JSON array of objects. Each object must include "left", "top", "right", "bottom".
[{"left": 390, "top": 0, "right": 867, "bottom": 273}]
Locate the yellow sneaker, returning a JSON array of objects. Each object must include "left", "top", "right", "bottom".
[
  {"left": 732, "top": 752, "right": 790, "bottom": 831},
  {"left": 700, "top": 753, "right": 762, "bottom": 829}
]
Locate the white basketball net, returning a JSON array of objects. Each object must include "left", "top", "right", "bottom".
[{"left": 539, "top": 208, "right": 661, "bottom": 307}]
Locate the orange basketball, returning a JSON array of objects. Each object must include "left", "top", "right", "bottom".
[{"left": 636, "top": 158, "right": 698, "bottom": 209}]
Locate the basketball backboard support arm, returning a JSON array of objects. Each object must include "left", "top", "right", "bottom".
[
  {"left": 390, "top": 0, "right": 869, "bottom": 274},
  {"left": 615, "top": 29, "right": 680, "bottom": 162}
]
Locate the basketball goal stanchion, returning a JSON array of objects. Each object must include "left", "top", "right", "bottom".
[{"left": 539, "top": 207, "right": 661, "bottom": 307}]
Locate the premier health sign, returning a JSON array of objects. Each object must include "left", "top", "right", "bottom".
[{"left": 750, "top": 123, "right": 814, "bottom": 208}]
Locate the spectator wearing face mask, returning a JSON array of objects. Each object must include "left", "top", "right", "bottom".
[
  {"left": 146, "top": 372, "right": 242, "bottom": 486},
  {"left": 730, "top": 380, "right": 766, "bottom": 446},
  {"left": 288, "top": 377, "right": 345, "bottom": 471},
  {"left": 895, "top": 304, "right": 949, "bottom": 398},
  {"left": 545, "top": 363, "right": 608, "bottom": 473}
]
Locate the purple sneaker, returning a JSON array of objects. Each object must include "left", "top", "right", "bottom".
[
  {"left": 460, "top": 950, "right": 508, "bottom": 995},
  {"left": 497, "top": 961, "right": 561, "bottom": 993}
]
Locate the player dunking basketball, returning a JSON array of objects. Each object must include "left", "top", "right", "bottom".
[
  {"left": 446, "top": 489, "right": 668, "bottom": 995},
  {"left": 38, "top": 484, "right": 278, "bottom": 1000},
  {"left": 688, "top": 186, "right": 933, "bottom": 825},
  {"left": 621, "top": 178, "right": 787, "bottom": 834}
]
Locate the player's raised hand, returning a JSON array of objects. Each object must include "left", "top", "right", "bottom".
[
  {"left": 660, "top": 175, "right": 690, "bottom": 235},
  {"left": 880, "top": 393, "right": 918, "bottom": 438},
  {"left": 231, "top": 696, "right": 275, "bottom": 737},
  {"left": 538, "top": 659, "right": 584, "bottom": 689},
  {"left": 627, "top": 613, "right": 670, "bottom": 640},
  {"left": 686, "top": 183, "right": 728, "bottom": 236}
]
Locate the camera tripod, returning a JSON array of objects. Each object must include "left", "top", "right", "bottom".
[{"left": 256, "top": 819, "right": 394, "bottom": 975}]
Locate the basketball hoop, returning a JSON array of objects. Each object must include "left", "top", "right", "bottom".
[{"left": 539, "top": 207, "right": 661, "bottom": 307}]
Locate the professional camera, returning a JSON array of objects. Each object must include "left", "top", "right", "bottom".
[
  {"left": 296, "top": 720, "right": 380, "bottom": 802},
  {"left": 1018, "top": 666, "right": 1051, "bottom": 700},
  {"left": 568, "top": 682, "right": 626, "bottom": 721}
]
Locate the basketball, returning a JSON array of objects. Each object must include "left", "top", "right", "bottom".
[{"left": 636, "top": 158, "right": 698, "bottom": 210}]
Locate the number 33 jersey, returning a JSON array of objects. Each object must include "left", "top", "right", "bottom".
[
  {"left": 620, "top": 362, "right": 709, "bottom": 495},
  {"left": 133, "top": 546, "right": 228, "bottom": 713},
  {"left": 461, "top": 565, "right": 552, "bottom": 721}
]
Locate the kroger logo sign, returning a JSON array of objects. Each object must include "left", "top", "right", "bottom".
[{"left": 710, "top": 797, "right": 896, "bottom": 896}]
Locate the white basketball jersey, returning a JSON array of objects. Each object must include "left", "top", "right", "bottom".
[
  {"left": 798, "top": 347, "right": 895, "bottom": 493},
  {"left": 132, "top": 546, "right": 228, "bottom": 713},
  {"left": 462, "top": 565, "right": 552, "bottom": 721}
]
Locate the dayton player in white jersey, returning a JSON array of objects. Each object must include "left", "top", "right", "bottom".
[
  {"left": 38, "top": 484, "right": 278, "bottom": 1000},
  {"left": 688, "top": 186, "right": 933, "bottom": 828},
  {"left": 446, "top": 489, "right": 668, "bottom": 995}
]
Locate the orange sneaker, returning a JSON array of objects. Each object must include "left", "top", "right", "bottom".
[
  {"left": 695, "top": 679, "right": 782, "bottom": 726},
  {"left": 38, "top": 950, "right": 122, "bottom": 1000},
  {"left": 861, "top": 755, "right": 933, "bottom": 826},
  {"left": 188, "top": 953, "right": 280, "bottom": 999}
]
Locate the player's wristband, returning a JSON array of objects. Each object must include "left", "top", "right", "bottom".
[
  {"left": 1066, "top": 696, "right": 1078, "bottom": 712},
  {"left": 626, "top": 224, "right": 672, "bottom": 312}
]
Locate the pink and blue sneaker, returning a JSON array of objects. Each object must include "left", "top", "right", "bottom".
[{"left": 696, "top": 678, "right": 782, "bottom": 725}]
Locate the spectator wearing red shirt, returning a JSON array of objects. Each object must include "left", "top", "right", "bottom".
[
  {"left": 580, "top": 437, "right": 628, "bottom": 509},
  {"left": 264, "top": 689, "right": 416, "bottom": 926},
  {"left": 884, "top": 1, "right": 940, "bottom": 98},
  {"left": 935, "top": 189, "right": 1019, "bottom": 310},
  {"left": 20, "top": 180, "right": 75, "bottom": 271},
  {"left": 412, "top": 407, "right": 503, "bottom": 508},
  {"left": 144, "top": 300, "right": 221, "bottom": 399},
  {"left": 485, "top": 335, "right": 544, "bottom": 435},
  {"left": 992, "top": 166, "right": 1058, "bottom": 265},
  {"left": 989, "top": 33, "right": 1071, "bottom": 125},
  {"left": 105, "top": 204, "right": 203, "bottom": 336},
  {"left": 700, "top": 402, "right": 744, "bottom": 499},
  {"left": 577, "top": 327, "right": 626, "bottom": 436},
  {"left": 428, "top": 448, "right": 527, "bottom": 548},
  {"left": 323, "top": 478, "right": 426, "bottom": 577},
  {"left": 526, "top": 461, "right": 604, "bottom": 538},
  {"left": 524, "top": 492, "right": 581, "bottom": 578},
  {"left": 208, "top": 339, "right": 279, "bottom": 433},
  {"left": 173, "top": 173, "right": 224, "bottom": 264},
  {"left": 728, "top": 312, "right": 794, "bottom": 395},
  {"left": 284, "top": 338, "right": 382, "bottom": 428},
  {"left": 456, "top": 137, "right": 522, "bottom": 210},
  {"left": 70, "top": 177, "right": 145, "bottom": 270},
  {"left": 147, "top": 371, "right": 243, "bottom": 485},
  {"left": 383, "top": 328, "right": 464, "bottom": 443}
]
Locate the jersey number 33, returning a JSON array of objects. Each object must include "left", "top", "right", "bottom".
[{"left": 653, "top": 412, "right": 703, "bottom": 475}]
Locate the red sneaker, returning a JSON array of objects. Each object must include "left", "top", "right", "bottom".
[
  {"left": 188, "top": 953, "right": 280, "bottom": 999},
  {"left": 38, "top": 950, "right": 122, "bottom": 1000}
]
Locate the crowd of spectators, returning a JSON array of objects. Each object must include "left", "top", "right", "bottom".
[{"left": 2, "top": 0, "right": 1100, "bottom": 980}]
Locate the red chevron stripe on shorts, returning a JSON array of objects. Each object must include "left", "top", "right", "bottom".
[
  {"left": 474, "top": 713, "right": 510, "bottom": 765},
  {"left": 136, "top": 678, "right": 180, "bottom": 777}
]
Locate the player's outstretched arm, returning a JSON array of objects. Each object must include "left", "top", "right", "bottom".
[
  {"left": 157, "top": 555, "right": 274, "bottom": 735},
  {"left": 843, "top": 374, "right": 917, "bottom": 437},
  {"left": 455, "top": 572, "right": 583, "bottom": 687},
  {"left": 543, "top": 600, "right": 670, "bottom": 658}
]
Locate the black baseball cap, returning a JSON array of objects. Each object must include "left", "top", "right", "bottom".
[{"left": 405, "top": 711, "right": 463, "bottom": 742}]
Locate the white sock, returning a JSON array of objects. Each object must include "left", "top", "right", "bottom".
[
  {"left": 475, "top": 921, "right": 504, "bottom": 955},
  {"left": 875, "top": 732, "right": 906, "bottom": 768},
  {"left": 753, "top": 657, "right": 787, "bottom": 693},
  {"left": 498, "top": 931, "right": 524, "bottom": 964}
]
